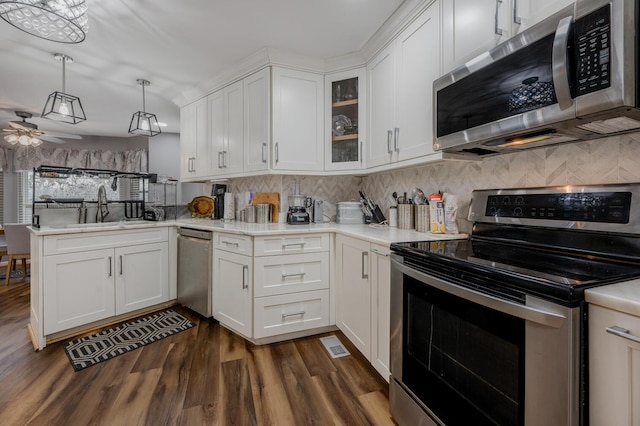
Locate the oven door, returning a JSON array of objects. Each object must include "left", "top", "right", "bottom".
[{"left": 390, "top": 254, "right": 580, "bottom": 426}]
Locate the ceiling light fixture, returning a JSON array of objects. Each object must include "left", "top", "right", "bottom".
[
  {"left": 3, "top": 130, "right": 43, "bottom": 147},
  {"left": 0, "top": 0, "right": 88, "bottom": 43},
  {"left": 42, "top": 53, "right": 86, "bottom": 124},
  {"left": 129, "top": 79, "right": 161, "bottom": 137}
]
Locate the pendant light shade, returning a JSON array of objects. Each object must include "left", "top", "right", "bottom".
[
  {"left": 42, "top": 53, "right": 86, "bottom": 124},
  {"left": 0, "top": 0, "right": 88, "bottom": 43},
  {"left": 129, "top": 79, "right": 161, "bottom": 137}
]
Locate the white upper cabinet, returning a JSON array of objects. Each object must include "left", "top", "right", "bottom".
[
  {"left": 442, "top": 0, "right": 511, "bottom": 73},
  {"left": 272, "top": 67, "right": 324, "bottom": 172},
  {"left": 209, "top": 81, "right": 244, "bottom": 176},
  {"left": 368, "top": 1, "right": 441, "bottom": 168},
  {"left": 325, "top": 68, "right": 366, "bottom": 171},
  {"left": 180, "top": 97, "right": 208, "bottom": 180},
  {"left": 512, "top": 0, "right": 575, "bottom": 35},
  {"left": 443, "top": 0, "right": 575, "bottom": 73},
  {"left": 244, "top": 68, "right": 270, "bottom": 173}
]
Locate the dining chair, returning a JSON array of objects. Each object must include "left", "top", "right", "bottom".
[
  {"left": 3, "top": 223, "right": 30, "bottom": 286},
  {"left": 0, "top": 229, "right": 7, "bottom": 277}
]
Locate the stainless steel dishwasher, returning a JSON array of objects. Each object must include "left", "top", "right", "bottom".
[{"left": 177, "top": 227, "right": 213, "bottom": 317}]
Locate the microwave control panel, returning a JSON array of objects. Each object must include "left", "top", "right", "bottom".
[{"left": 575, "top": 4, "right": 611, "bottom": 96}]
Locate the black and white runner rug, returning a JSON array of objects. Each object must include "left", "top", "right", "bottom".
[{"left": 63, "top": 309, "right": 195, "bottom": 372}]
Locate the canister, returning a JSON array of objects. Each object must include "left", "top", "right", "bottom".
[
  {"left": 256, "top": 203, "right": 271, "bottom": 223},
  {"left": 336, "top": 201, "right": 364, "bottom": 224},
  {"left": 244, "top": 205, "right": 256, "bottom": 223},
  {"left": 398, "top": 204, "right": 414, "bottom": 230},
  {"left": 389, "top": 206, "right": 398, "bottom": 228},
  {"left": 414, "top": 204, "right": 429, "bottom": 233}
]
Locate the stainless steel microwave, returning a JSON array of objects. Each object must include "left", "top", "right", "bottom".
[{"left": 434, "top": 0, "right": 640, "bottom": 157}]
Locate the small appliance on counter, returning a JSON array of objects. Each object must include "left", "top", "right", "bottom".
[
  {"left": 312, "top": 199, "right": 324, "bottom": 223},
  {"left": 287, "top": 194, "right": 311, "bottom": 225},
  {"left": 211, "top": 184, "right": 227, "bottom": 219}
]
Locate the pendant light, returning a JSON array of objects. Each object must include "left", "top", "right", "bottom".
[
  {"left": 129, "top": 79, "right": 161, "bottom": 137},
  {"left": 0, "top": 0, "right": 88, "bottom": 44},
  {"left": 42, "top": 53, "right": 86, "bottom": 124}
]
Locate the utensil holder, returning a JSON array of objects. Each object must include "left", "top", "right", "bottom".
[
  {"left": 415, "top": 204, "right": 429, "bottom": 233},
  {"left": 398, "top": 204, "right": 414, "bottom": 230},
  {"left": 244, "top": 205, "right": 256, "bottom": 223}
]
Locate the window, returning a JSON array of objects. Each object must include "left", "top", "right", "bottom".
[{"left": 18, "top": 171, "right": 33, "bottom": 224}]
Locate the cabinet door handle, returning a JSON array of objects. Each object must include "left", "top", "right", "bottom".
[
  {"left": 512, "top": 0, "right": 521, "bottom": 24},
  {"left": 107, "top": 256, "right": 112, "bottom": 277},
  {"left": 191, "top": 157, "right": 196, "bottom": 173},
  {"left": 119, "top": 255, "right": 123, "bottom": 275},
  {"left": 242, "top": 265, "right": 249, "bottom": 289},
  {"left": 282, "top": 272, "right": 306, "bottom": 278},
  {"left": 218, "top": 151, "right": 223, "bottom": 169},
  {"left": 275, "top": 142, "right": 279, "bottom": 164},
  {"left": 606, "top": 325, "right": 640, "bottom": 344},
  {"left": 262, "top": 143, "right": 267, "bottom": 163},
  {"left": 394, "top": 127, "right": 400, "bottom": 152},
  {"left": 361, "top": 251, "right": 369, "bottom": 279},
  {"left": 387, "top": 130, "right": 393, "bottom": 154},
  {"left": 282, "top": 311, "right": 305, "bottom": 319},
  {"left": 223, "top": 150, "right": 228, "bottom": 168},
  {"left": 495, "top": 0, "right": 504, "bottom": 36}
]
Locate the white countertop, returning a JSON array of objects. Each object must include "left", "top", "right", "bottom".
[
  {"left": 586, "top": 279, "right": 640, "bottom": 317},
  {"left": 30, "top": 219, "right": 467, "bottom": 246}
]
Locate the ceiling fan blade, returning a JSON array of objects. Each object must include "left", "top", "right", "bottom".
[
  {"left": 40, "top": 135, "right": 67, "bottom": 144},
  {"left": 8, "top": 122, "right": 29, "bottom": 131},
  {"left": 42, "top": 131, "right": 82, "bottom": 140}
]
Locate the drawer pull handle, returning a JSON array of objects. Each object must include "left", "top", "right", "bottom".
[
  {"left": 282, "top": 272, "right": 306, "bottom": 278},
  {"left": 371, "top": 249, "right": 390, "bottom": 257},
  {"left": 222, "top": 240, "right": 240, "bottom": 247},
  {"left": 282, "top": 311, "right": 306, "bottom": 319},
  {"left": 606, "top": 325, "right": 640, "bottom": 344},
  {"left": 282, "top": 242, "right": 305, "bottom": 248},
  {"left": 108, "top": 256, "right": 112, "bottom": 277}
]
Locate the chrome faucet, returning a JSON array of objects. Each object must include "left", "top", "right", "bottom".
[{"left": 96, "top": 184, "right": 109, "bottom": 222}]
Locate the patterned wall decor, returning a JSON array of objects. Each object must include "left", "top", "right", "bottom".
[
  {"left": 228, "top": 174, "right": 363, "bottom": 221},
  {"left": 226, "top": 134, "right": 640, "bottom": 228},
  {"left": 363, "top": 134, "right": 640, "bottom": 233}
]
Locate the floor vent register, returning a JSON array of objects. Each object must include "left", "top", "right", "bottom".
[{"left": 319, "top": 335, "right": 350, "bottom": 359}]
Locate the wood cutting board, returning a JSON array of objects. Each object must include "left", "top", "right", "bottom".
[{"left": 252, "top": 192, "right": 280, "bottom": 223}]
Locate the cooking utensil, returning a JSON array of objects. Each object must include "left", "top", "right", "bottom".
[{"left": 411, "top": 187, "right": 427, "bottom": 205}]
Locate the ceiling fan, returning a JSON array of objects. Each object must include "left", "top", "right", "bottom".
[{"left": 1, "top": 111, "right": 82, "bottom": 146}]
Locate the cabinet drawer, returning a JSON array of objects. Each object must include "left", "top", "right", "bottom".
[
  {"left": 44, "top": 227, "right": 168, "bottom": 256},
  {"left": 254, "top": 252, "right": 329, "bottom": 297},
  {"left": 214, "top": 233, "right": 253, "bottom": 255},
  {"left": 254, "top": 233, "right": 329, "bottom": 256},
  {"left": 254, "top": 289, "right": 329, "bottom": 339}
]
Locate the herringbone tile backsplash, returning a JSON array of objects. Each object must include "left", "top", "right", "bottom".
[{"left": 228, "top": 134, "right": 640, "bottom": 230}]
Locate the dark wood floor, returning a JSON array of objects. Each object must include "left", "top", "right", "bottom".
[{"left": 0, "top": 279, "right": 394, "bottom": 425}]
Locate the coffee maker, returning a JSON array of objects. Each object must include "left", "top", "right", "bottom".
[
  {"left": 211, "top": 184, "right": 227, "bottom": 220},
  {"left": 287, "top": 195, "right": 311, "bottom": 225}
]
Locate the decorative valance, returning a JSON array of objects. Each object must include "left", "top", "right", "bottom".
[{"left": 10, "top": 146, "right": 148, "bottom": 173}]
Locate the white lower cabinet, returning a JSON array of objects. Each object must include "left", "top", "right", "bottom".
[
  {"left": 43, "top": 241, "right": 170, "bottom": 335},
  {"left": 336, "top": 235, "right": 391, "bottom": 381},
  {"left": 43, "top": 248, "right": 116, "bottom": 334},
  {"left": 115, "top": 243, "right": 169, "bottom": 315},
  {"left": 212, "top": 232, "right": 331, "bottom": 342},
  {"left": 212, "top": 249, "right": 253, "bottom": 339},
  {"left": 589, "top": 304, "right": 640, "bottom": 425}
]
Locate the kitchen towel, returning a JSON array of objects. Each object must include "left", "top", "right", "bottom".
[{"left": 224, "top": 192, "right": 235, "bottom": 220}]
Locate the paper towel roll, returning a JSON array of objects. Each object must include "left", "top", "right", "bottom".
[{"left": 224, "top": 193, "right": 235, "bottom": 220}]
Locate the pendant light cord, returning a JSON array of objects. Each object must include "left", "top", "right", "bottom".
[{"left": 61, "top": 56, "right": 66, "bottom": 93}]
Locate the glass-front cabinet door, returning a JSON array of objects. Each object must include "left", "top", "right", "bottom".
[{"left": 325, "top": 69, "right": 366, "bottom": 171}]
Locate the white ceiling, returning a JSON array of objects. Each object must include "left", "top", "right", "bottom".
[{"left": 0, "top": 0, "right": 404, "bottom": 143}]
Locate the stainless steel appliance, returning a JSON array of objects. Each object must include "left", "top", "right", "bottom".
[
  {"left": 212, "top": 184, "right": 227, "bottom": 220},
  {"left": 287, "top": 195, "right": 311, "bottom": 225},
  {"left": 312, "top": 199, "right": 324, "bottom": 223},
  {"left": 390, "top": 183, "right": 640, "bottom": 425},
  {"left": 177, "top": 227, "right": 212, "bottom": 317},
  {"left": 434, "top": 0, "right": 640, "bottom": 157}
]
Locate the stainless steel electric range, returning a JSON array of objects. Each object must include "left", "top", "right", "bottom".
[{"left": 389, "top": 183, "right": 640, "bottom": 426}]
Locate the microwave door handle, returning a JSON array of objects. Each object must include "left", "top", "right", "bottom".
[{"left": 552, "top": 16, "right": 574, "bottom": 110}]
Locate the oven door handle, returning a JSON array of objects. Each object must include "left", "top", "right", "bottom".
[{"left": 392, "top": 259, "right": 567, "bottom": 328}]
